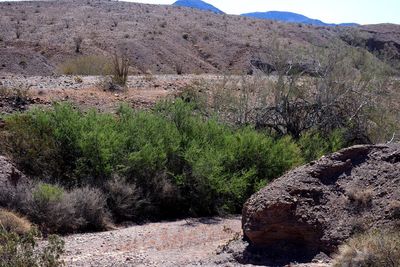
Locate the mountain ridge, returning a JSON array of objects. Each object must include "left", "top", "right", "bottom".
[
  {"left": 241, "top": 11, "right": 358, "bottom": 26},
  {"left": 172, "top": 1, "right": 358, "bottom": 26},
  {"left": 173, "top": 0, "right": 224, "bottom": 14}
]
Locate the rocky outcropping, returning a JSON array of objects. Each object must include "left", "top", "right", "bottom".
[
  {"left": 242, "top": 144, "right": 400, "bottom": 262},
  {"left": 0, "top": 156, "right": 26, "bottom": 186}
]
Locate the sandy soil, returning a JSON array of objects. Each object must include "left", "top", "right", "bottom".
[{"left": 62, "top": 217, "right": 242, "bottom": 267}]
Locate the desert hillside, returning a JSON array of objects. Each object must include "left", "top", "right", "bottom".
[
  {"left": 0, "top": 0, "right": 399, "bottom": 75},
  {"left": 0, "top": 1, "right": 399, "bottom": 266}
]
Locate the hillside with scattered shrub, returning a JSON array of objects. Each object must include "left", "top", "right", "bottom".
[{"left": 0, "top": 0, "right": 399, "bottom": 76}]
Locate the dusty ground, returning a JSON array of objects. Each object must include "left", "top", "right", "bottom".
[
  {"left": 61, "top": 216, "right": 331, "bottom": 267},
  {"left": 0, "top": 74, "right": 224, "bottom": 112},
  {"left": 63, "top": 217, "right": 242, "bottom": 267}
]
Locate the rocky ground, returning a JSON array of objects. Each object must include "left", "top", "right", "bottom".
[
  {"left": 0, "top": 74, "right": 225, "bottom": 113},
  {"left": 61, "top": 217, "right": 330, "bottom": 267},
  {"left": 62, "top": 217, "right": 242, "bottom": 267},
  {"left": 243, "top": 144, "right": 400, "bottom": 265}
]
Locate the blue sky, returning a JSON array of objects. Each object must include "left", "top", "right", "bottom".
[
  {"left": 2, "top": 0, "right": 399, "bottom": 24},
  {"left": 127, "top": 0, "right": 400, "bottom": 25}
]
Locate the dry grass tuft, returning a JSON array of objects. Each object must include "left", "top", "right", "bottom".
[
  {"left": 0, "top": 209, "right": 32, "bottom": 235},
  {"left": 333, "top": 230, "right": 400, "bottom": 267},
  {"left": 59, "top": 55, "right": 112, "bottom": 75},
  {"left": 347, "top": 187, "right": 373, "bottom": 209}
]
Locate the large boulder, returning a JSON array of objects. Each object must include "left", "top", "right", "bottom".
[{"left": 242, "top": 144, "right": 400, "bottom": 261}]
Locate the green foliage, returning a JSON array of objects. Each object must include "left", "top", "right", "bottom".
[
  {"left": 0, "top": 228, "right": 64, "bottom": 267},
  {"left": 298, "top": 129, "right": 345, "bottom": 162},
  {"left": 2, "top": 100, "right": 303, "bottom": 220},
  {"left": 33, "top": 184, "right": 64, "bottom": 204}
]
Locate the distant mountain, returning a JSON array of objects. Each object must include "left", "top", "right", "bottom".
[
  {"left": 173, "top": 0, "right": 224, "bottom": 14},
  {"left": 241, "top": 11, "right": 358, "bottom": 26}
]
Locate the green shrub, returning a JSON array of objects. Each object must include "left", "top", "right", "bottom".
[
  {"left": 298, "top": 128, "right": 345, "bottom": 162},
  {"left": 1, "top": 100, "right": 304, "bottom": 220},
  {"left": 184, "top": 128, "right": 303, "bottom": 213},
  {"left": 33, "top": 184, "right": 64, "bottom": 204},
  {"left": 0, "top": 228, "right": 64, "bottom": 267}
]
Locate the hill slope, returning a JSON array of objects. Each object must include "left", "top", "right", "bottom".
[
  {"left": 0, "top": 0, "right": 398, "bottom": 76},
  {"left": 173, "top": 0, "right": 224, "bottom": 14},
  {"left": 241, "top": 11, "right": 357, "bottom": 26}
]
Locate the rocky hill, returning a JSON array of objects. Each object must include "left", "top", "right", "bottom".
[{"left": 0, "top": 0, "right": 399, "bottom": 76}]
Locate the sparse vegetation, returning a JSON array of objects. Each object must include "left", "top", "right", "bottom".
[
  {"left": 111, "top": 51, "right": 129, "bottom": 86},
  {"left": 0, "top": 210, "right": 31, "bottom": 236},
  {"left": 181, "top": 38, "right": 398, "bottom": 145},
  {"left": 0, "top": 85, "right": 31, "bottom": 110},
  {"left": 0, "top": 228, "right": 64, "bottom": 267},
  {"left": 59, "top": 55, "right": 112, "bottom": 75},
  {"left": 347, "top": 187, "right": 373, "bottom": 210},
  {"left": 333, "top": 230, "right": 400, "bottom": 267}
]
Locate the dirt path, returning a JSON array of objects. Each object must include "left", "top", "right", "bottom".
[{"left": 63, "top": 217, "right": 242, "bottom": 267}]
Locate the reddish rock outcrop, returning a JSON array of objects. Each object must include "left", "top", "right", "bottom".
[{"left": 242, "top": 144, "right": 400, "bottom": 261}]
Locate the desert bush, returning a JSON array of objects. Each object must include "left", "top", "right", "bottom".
[
  {"left": 0, "top": 228, "right": 64, "bottom": 267},
  {"left": 0, "top": 85, "right": 31, "bottom": 103},
  {"left": 28, "top": 183, "right": 77, "bottom": 234},
  {"left": 333, "top": 230, "right": 400, "bottom": 267},
  {"left": 187, "top": 38, "right": 397, "bottom": 144},
  {"left": 347, "top": 187, "right": 373, "bottom": 210},
  {"left": 0, "top": 210, "right": 31, "bottom": 235},
  {"left": 33, "top": 184, "right": 64, "bottom": 204},
  {"left": 0, "top": 180, "right": 110, "bottom": 234},
  {"left": 106, "top": 176, "right": 142, "bottom": 222},
  {"left": 0, "top": 179, "right": 34, "bottom": 215},
  {"left": 66, "top": 187, "right": 111, "bottom": 231},
  {"left": 111, "top": 51, "right": 129, "bottom": 86},
  {"left": 155, "top": 100, "right": 303, "bottom": 213},
  {"left": 298, "top": 129, "right": 345, "bottom": 162},
  {"left": 1, "top": 100, "right": 303, "bottom": 219},
  {"left": 59, "top": 55, "right": 112, "bottom": 75}
]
